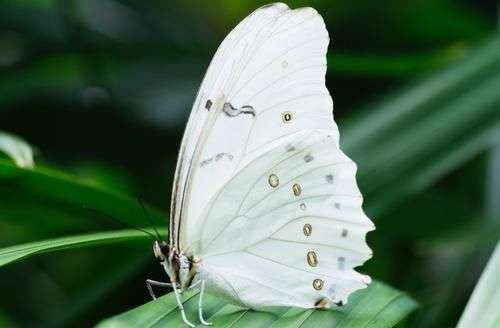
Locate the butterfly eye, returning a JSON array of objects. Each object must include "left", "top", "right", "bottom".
[
  {"left": 160, "top": 242, "right": 170, "bottom": 254},
  {"left": 153, "top": 241, "right": 168, "bottom": 262}
]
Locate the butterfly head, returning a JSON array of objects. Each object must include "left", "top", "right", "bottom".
[{"left": 153, "top": 240, "right": 178, "bottom": 284}]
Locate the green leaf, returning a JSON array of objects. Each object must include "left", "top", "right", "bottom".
[
  {"left": 0, "top": 158, "right": 166, "bottom": 245},
  {"left": 456, "top": 243, "right": 500, "bottom": 328},
  {"left": 0, "top": 228, "right": 163, "bottom": 268},
  {"left": 0, "top": 131, "right": 35, "bottom": 168},
  {"left": 343, "top": 35, "right": 500, "bottom": 216},
  {"left": 97, "top": 281, "right": 417, "bottom": 328}
]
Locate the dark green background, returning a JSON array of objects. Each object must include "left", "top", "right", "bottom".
[{"left": 1, "top": 0, "right": 499, "bottom": 327}]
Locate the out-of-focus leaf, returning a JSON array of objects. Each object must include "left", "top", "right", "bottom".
[
  {"left": 486, "top": 141, "right": 500, "bottom": 219},
  {"left": 0, "top": 158, "right": 166, "bottom": 245},
  {"left": 76, "top": 0, "right": 148, "bottom": 41},
  {"left": 0, "top": 228, "right": 163, "bottom": 268},
  {"left": 328, "top": 43, "right": 468, "bottom": 77},
  {"left": 52, "top": 247, "right": 150, "bottom": 328},
  {"left": 456, "top": 243, "right": 500, "bottom": 328},
  {"left": 71, "top": 162, "right": 138, "bottom": 196},
  {"left": 97, "top": 281, "right": 417, "bottom": 328},
  {"left": 0, "top": 55, "right": 85, "bottom": 105},
  {"left": 0, "top": 310, "right": 16, "bottom": 328},
  {"left": 420, "top": 219, "right": 500, "bottom": 252},
  {"left": 343, "top": 35, "right": 500, "bottom": 216},
  {"left": 0, "top": 131, "right": 35, "bottom": 168}
]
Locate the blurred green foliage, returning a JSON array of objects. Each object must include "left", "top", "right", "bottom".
[{"left": 0, "top": 0, "right": 499, "bottom": 327}]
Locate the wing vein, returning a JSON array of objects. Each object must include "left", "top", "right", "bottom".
[
  {"left": 258, "top": 93, "right": 329, "bottom": 116},
  {"left": 243, "top": 249, "right": 357, "bottom": 281},
  {"left": 229, "top": 36, "right": 328, "bottom": 100},
  {"left": 240, "top": 65, "right": 326, "bottom": 105},
  {"left": 267, "top": 237, "right": 371, "bottom": 255}
]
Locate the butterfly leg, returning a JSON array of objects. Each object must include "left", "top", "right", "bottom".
[
  {"left": 146, "top": 279, "right": 178, "bottom": 300},
  {"left": 198, "top": 280, "right": 213, "bottom": 326},
  {"left": 173, "top": 281, "right": 195, "bottom": 328}
]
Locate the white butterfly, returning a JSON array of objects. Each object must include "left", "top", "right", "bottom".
[{"left": 146, "top": 3, "right": 374, "bottom": 327}]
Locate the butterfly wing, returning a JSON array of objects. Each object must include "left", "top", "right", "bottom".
[
  {"left": 171, "top": 3, "right": 337, "bottom": 251},
  {"left": 193, "top": 130, "right": 373, "bottom": 308}
]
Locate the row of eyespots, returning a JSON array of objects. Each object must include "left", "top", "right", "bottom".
[
  {"left": 268, "top": 174, "right": 323, "bottom": 289},
  {"left": 267, "top": 158, "right": 350, "bottom": 305},
  {"left": 297, "top": 177, "right": 349, "bottom": 295},
  {"left": 267, "top": 173, "right": 349, "bottom": 293}
]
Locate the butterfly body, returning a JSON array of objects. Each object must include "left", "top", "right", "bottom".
[{"left": 149, "top": 3, "right": 374, "bottom": 326}]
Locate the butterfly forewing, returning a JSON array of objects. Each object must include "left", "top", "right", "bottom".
[
  {"left": 170, "top": 3, "right": 290, "bottom": 247},
  {"left": 171, "top": 3, "right": 339, "bottom": 251}
]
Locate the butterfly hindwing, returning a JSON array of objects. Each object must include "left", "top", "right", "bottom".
[{"left": 192, "top": 130, "right": 373, "bottom": 308}]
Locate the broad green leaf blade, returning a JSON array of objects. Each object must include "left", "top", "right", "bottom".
[
  {"left": 343, "top": 36, "right": 500, "bottom": 150},
  {"left": 0, "top": 228, "right": 163, "bottom": 267},
  {"left": 0, "top": 131, "right": 35, "bottom": 168},
  {"left": 343, "top": 35, "right": 500, "bottom": 216},
  {"left": 457, "top": 243, "right": 500, "bottom": 328},
  {"left": 97, "top": 281, "right": 417, "bottom": 328},
  {"left": 0, "top": 158, "right": 165, "bottom": 245}
]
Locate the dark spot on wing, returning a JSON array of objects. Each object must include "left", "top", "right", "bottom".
[
  {"left": 315, "top": 298, "right": 329, "bottom": 308},
  {"left": 223, "top": 102, "right": 255, "bottom": 117},
  {"left": 205, "top": 99, "right": 212, "bottom": 110},
  {"left": 338, "top": 257, "right": 345, "bottom": 270}
]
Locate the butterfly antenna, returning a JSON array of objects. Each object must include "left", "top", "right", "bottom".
[
  {"left": 138, "top": 199, "right": 163, "bottom": 241},
  {"left": 82, "top": 205, "right": 156, "bottom": 241}
]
